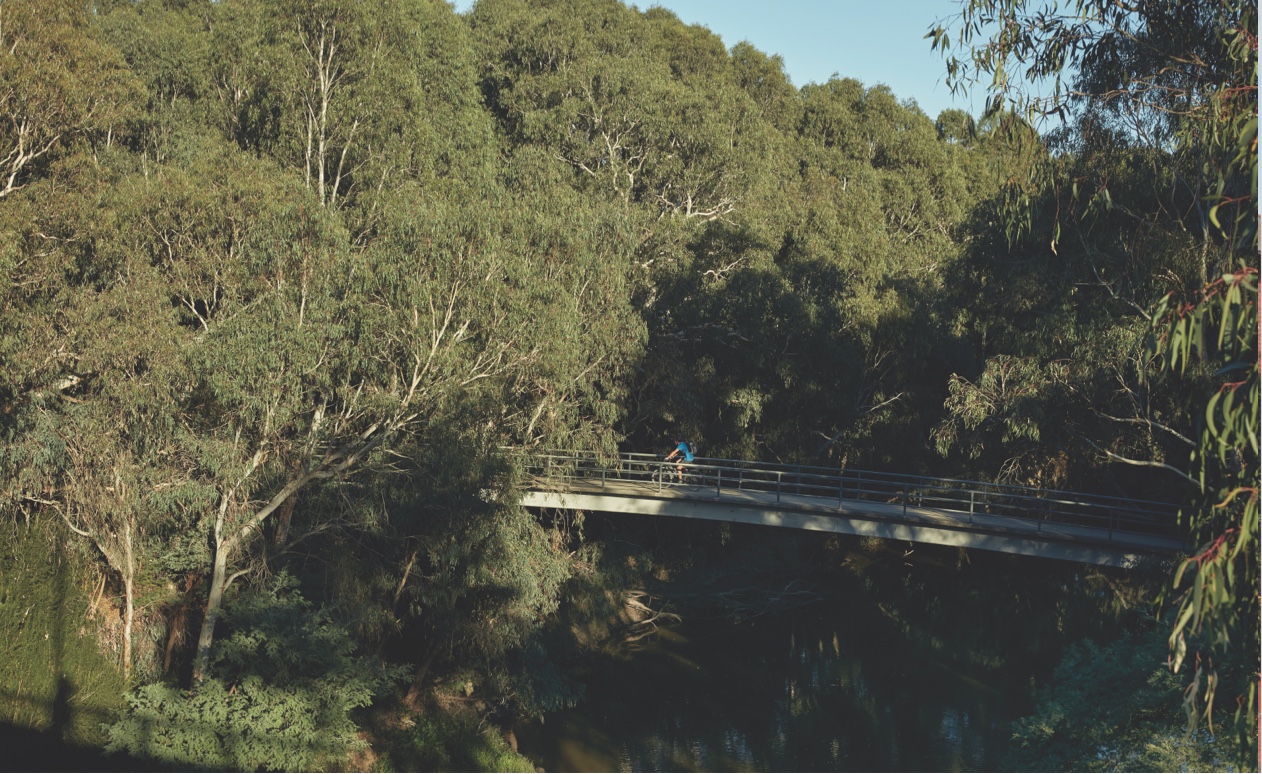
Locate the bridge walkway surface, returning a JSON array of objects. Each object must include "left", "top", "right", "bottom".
[{"left": 518, "top": 452, "right": 1189, "bottom": 568}]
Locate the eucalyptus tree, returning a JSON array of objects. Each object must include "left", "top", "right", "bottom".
[
  {"left": 929, "top": 0, "right": 1255, "bottom": 490},
  {"left": 0, "top": 0, "right": 140, "bottom": 198},
  {"left": 120, "top": 0, "right": 499, "bottom": 235},
  {"left": 93, "top": 0, "right": 217, "bottom": 168},
  {"left": 1, "top": 134, "right": 326, "bottom": 681},
  {"left": 472, "top": 0, "right": 661, "bottom": 206},
  {"left": 729, "top": 42, "right": 800, "bottom": 134},
  {"left": 469, "top": 0, "right": 808, "bottom": 458},
  {"left": 0, "top": 1, "right": 160, "bottom": 678},
  {"left": 631, "top": 74, "right": 984, "bottom": 466},
  {"left": 5, "top": 0, "right": 647, "bottom": 696},
  {"left": 332, "top": 172, "right": 646, "bottom": 697},
  {"left": 1148, "top": 267, "right": 1258, "bottom": 757},
  {"left": 471, "top": 0, "right": 776, "bottom": 229},
  {"left": 931, "top": 0, "right": 1258, "bottom": 759},
  {"left": 262, "top": 0, "right": 497, "bottom": 215},
  {"left": 150, "top": 100, "right": 638, "bottom": 693}
]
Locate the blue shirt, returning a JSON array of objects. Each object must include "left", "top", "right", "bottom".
[{"left": 676, "top": 441, "right": 694, "bottom": 462}]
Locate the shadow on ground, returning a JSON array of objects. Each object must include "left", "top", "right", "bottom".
[{"left": 0, "top": 722, "right": 187, "bottom": 772}]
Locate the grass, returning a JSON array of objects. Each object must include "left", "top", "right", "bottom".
[{"left": 0, "top": 524, "right": 127, "bottom": 752}]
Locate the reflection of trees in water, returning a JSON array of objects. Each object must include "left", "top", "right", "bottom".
[
  {"left": 529, "top": 612, "right": 998, "bottom": 771},
  {"left": 522, "top": 541, "right": 1149, "bottom": 772}
]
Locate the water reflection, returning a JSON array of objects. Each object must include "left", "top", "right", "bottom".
[{"left": 519, "top": 602, "right": 1028, "bottom": 772}]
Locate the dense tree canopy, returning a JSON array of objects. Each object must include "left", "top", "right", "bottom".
[{"left": 1, "top": 0, "right": 1254, "bottom": 769}]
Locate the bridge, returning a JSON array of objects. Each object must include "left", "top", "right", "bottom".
[{"left": 519, "top": 452, "right": 1188, "bottom": 568}]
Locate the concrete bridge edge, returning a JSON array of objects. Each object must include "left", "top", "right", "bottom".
[{"left": 520, "top": 490, "right": 1149, "bottom": 569}]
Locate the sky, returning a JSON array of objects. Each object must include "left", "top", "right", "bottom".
[{"left": 450, "top": 0, "right": 982, "bottom": 120}]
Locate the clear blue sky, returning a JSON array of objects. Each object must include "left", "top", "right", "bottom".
[{"left": 450, "top": 0, "right": 980, "bottom": 120}]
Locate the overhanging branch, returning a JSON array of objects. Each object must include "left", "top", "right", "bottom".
[{"left": 1083, "top": 437, "right": 1201, "bottom": 489}]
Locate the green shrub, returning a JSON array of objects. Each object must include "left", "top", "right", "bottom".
[
  {"left": 373, "top": 712, "right": 536, "bottom": 773},
  {"left": 1007, "top": 630, "right": 1240, "bottom": 772},
  {"left": 107, "top": 574, "right": 402, "bottom": 771}
]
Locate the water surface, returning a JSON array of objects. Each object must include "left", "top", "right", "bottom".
[{"left": 517, "top": 545, "right": 1123, "bottom": 772}]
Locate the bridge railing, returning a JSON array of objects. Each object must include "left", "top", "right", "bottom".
[{"left": 520, "top": 450, "right": 1184, "bottom": 543}]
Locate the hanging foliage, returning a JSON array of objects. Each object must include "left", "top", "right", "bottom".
[{"left": 1149, "top": 266, "right": 1259, "bottom": 756}]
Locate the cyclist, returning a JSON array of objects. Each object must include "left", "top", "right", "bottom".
[{"left": 664, "top": 436, "right": 694, "bottom": 483}]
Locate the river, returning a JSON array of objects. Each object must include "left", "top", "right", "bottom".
[{"left": 516, "top": 535, "right": 1138, "bottom": 772}]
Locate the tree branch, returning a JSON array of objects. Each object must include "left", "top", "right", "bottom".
[
  {"left": 1094, "top": 410, "right": 1195, "bottom": 447},
  {"left": 1083, "top": 437, "right": 1201, "bottom": 489}
]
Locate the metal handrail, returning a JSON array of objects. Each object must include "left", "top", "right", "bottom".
[
  {"left": 517, "top": 450, "right": 1185, "bottom": 544},
  {"left": 613, "top": 451, "right": 1180, "bottom": 510}
]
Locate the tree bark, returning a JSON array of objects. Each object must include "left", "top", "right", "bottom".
[
  {"left": 162, "top": 574, "right": 198, "bottom": 674},
  {"left": 403, "top": 639, "right": 442, "bottom": 709},
  {"left": 274, "top": 495, "right": 297, "bottom": 546},
  {"left": 192, "top": 535, "right": 229, "bottom": 684},
  {"left": 121, "top": 522, "right": 134, "bottom": 680},
  {"left": 193, "top": 467, "right": 321, "bottom": 682}
]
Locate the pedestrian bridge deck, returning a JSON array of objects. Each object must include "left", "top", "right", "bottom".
[{"left": 519, "top": 452, "right": 1188, "bottom": 568}]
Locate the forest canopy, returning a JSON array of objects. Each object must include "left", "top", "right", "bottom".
[{"left": 0, "top": 0, "right": 1255, "bottom": 769}]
